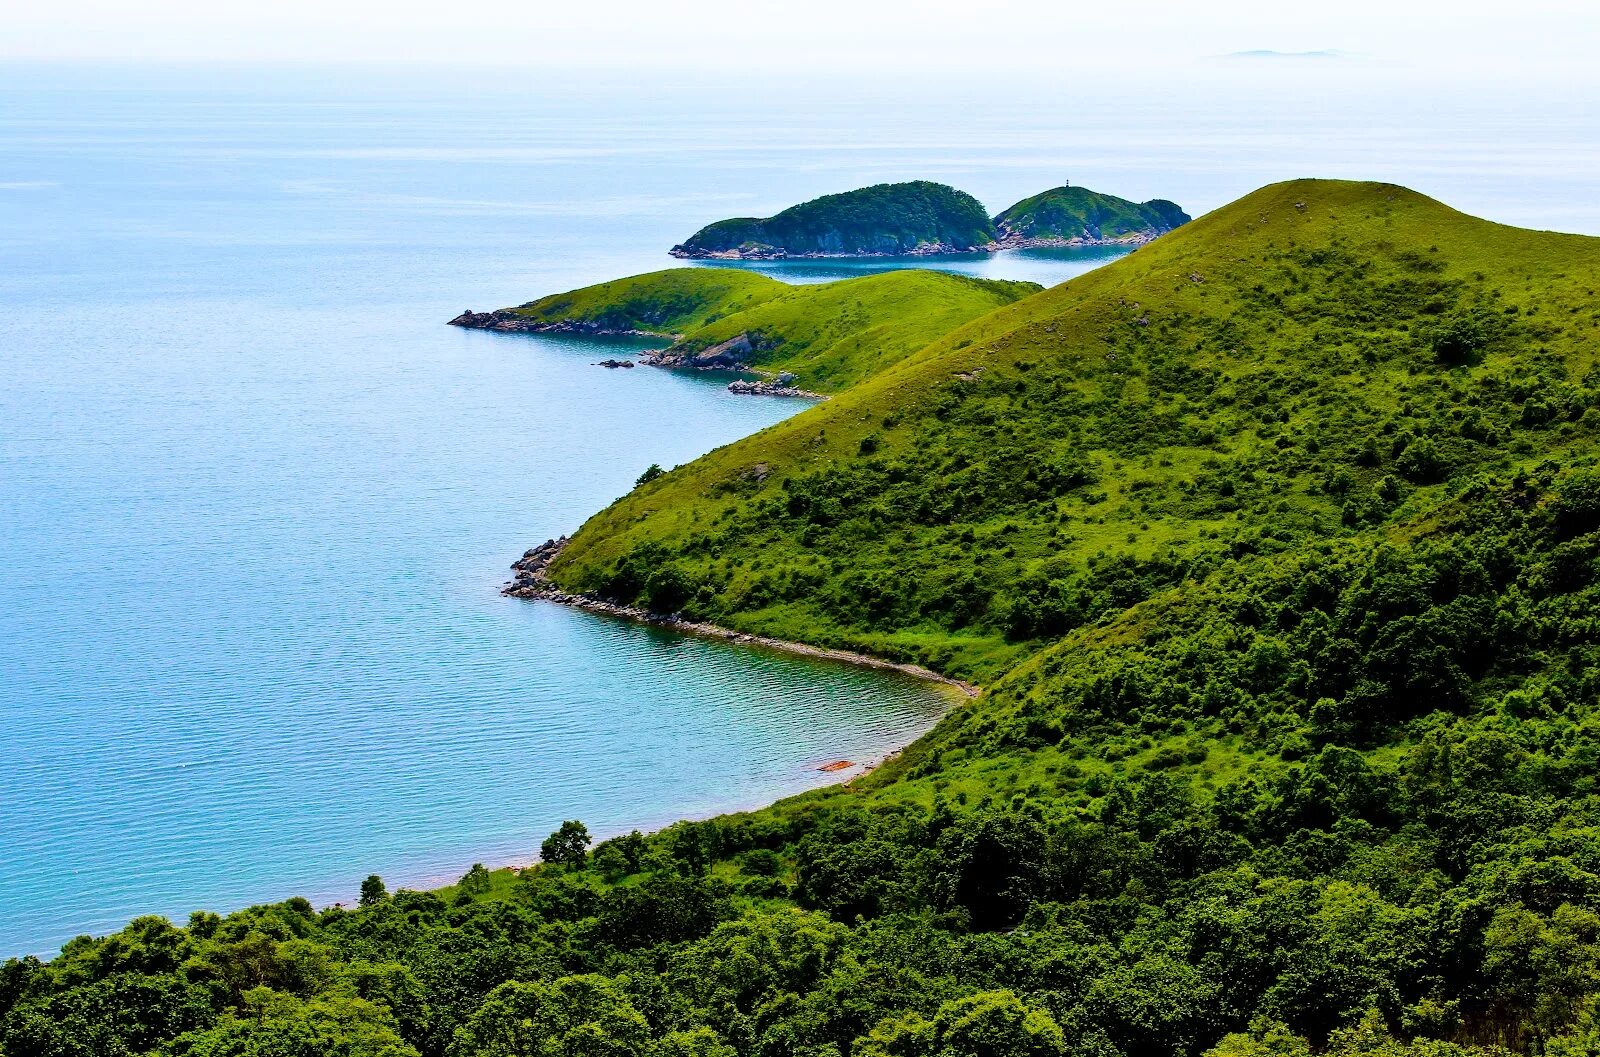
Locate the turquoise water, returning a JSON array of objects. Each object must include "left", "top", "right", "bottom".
[{"left": 3, "top": 63, "right": 1598, "bottom": 958}]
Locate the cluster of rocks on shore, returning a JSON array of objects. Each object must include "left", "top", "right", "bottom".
[
  {"left": 639, "top": 332, "right": 761, "bottom": 370},
  {"left": 504, "top": 537, "right": 569, "bottom": 599},
  {"left": 670, "top": 239, "right": 977, "bottom": 261},
  {"left": 448, "top": 310, "right": 663, "bottom": 338},
  {"left": 727, "top": 374, "right": 815, "bottom": 398},
  {"left": 451, "top": 315, "right": 820, "bottom": 398}
]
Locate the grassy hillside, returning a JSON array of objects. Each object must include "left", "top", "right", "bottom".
[
  {"left": 671, "top": 181, "right": 998, "bottom": 258},
  {"left": 12, "top": 181, "right": 1600, "bottom": 1057},
  {"left": 548, "top": 180, "right": 1600, "bottom": 682},
  {"left": 502, "top": 268, "right": 786, "bottom": 334},
  {"left": 655, "top": 271, "right": 1039, "bottom": 392},
  {"left": 995, "top": 185, "right": 1190, "bottom": 244},
  {"left": 488, "top": 268, "right": 1039, "bottom": 394}
]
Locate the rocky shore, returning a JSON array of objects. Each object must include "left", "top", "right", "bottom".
[
  {"left": 639, "top": 332, "right": 765, "bottom": 370},
  {"left": 448, "top": 309, "right": 671, "bottom": 339},
  {"left": 992, "top": 230, "right": 1160, "bottom": 251},
  {"left": 668, "top": 240, "right": 986, "bottom": 261},
  {"left": 662, "top": 228, "right": 1164, "bottom": 255},
  {"left": 503, "top": 538, "right": 979, "bottom": 698},
  {"left": 448, "top": 315, "right": 819, "bottom": 397},
  {"left": 726, "top": 378, "right": 819, "bottom": 398},
  {"left": 664, "top": 232, "right": 1162, "bottom": 260}
]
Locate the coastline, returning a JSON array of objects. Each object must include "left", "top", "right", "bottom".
[
  {"left": 448, "top": 314, "right": 824, "bottom": 398},
  {"left": 447, "top": 309, "right": 675, "bottom": 339},
  {"left": 503, "top": 537, "right": 981, "bottom": 699},
  {"left": 667, "top": 231, "right": 1162, "bottom": 260}
]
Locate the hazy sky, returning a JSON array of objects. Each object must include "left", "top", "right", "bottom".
[{"left": 5, "top": 0, "right": 1597, "bottom": 70}]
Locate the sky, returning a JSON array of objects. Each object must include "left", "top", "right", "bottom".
[{"left": 3, "top": 0, "right": 1598, "bottom": 72}]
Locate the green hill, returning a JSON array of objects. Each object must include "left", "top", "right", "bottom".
[
  {"left": 548, "top": 179, "right": 1600, "bottom": 681},
  {"left": 449, "top": 268, "right": 786, "bottom": 336},
  {"left": 456, "top": 268, "right": 1039, "bottom": 394},
  {"left": 14, "top": 181, "right": 1600, "bottom": 1057},
  {"left": 670, "top": 181, "right": 999, "bottom": 259},
  {"left": 994, "top": 184, "right": 1191, "bottom": 246},
  {"left": 638, "top": 270, "right": 1038, "bottom": 392}
]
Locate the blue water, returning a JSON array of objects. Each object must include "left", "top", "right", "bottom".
[{"left": 4, "top": 62, "right": 1599, "bottom": 958}]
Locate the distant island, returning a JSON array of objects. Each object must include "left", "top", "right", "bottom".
[
  {"left": 668, "top": 181, "right": 998, "bottom": 259},
  {"left": 669, "top": 180, "right": 1190, "bottom": 260},
  {"left": 992, "top": 185, "right": 1190, "bottom": 249}
]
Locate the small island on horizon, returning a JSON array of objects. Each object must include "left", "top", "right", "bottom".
[{"left": 667, "top": 179, "right": 1191, "bottom": 260}]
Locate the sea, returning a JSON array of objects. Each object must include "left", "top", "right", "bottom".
[{"left": 2, "top": 59, "right": 1596, "bottom": 957}]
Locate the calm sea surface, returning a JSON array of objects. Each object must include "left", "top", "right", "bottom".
[{"left": 2, "top": 62, "right": 1596, "bottom": 957}]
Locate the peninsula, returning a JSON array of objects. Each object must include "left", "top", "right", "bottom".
[{"left": 451, "top": 268, "right": 1040, "bottom": 394}]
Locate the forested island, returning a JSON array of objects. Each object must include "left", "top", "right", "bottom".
[
  {"left": 994, "top": 185, "right": 1191, "bottom": 248},
  {"left": 12, "top": 179, "right": 1600, "bottom": 1057},
  {"left": 667, "top": 180, "right": 1189, "bottom": 259}
]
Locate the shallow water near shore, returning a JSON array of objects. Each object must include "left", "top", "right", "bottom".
[{"left": 4, "top": 61, "right": 1598, "bottom": 957}]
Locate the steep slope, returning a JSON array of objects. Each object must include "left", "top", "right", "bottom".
[
  {"left": 670, "top": 181, "right": 998, "bottom": 259},
  {"left": 994, "top": 184, "right": 1190, "bottom": 246},
  {"left": 449, "top": 268, "right": 785, "bottom": 336},
  {"left": 547, "top": 180, "right": 1600, "bottom": 682}
]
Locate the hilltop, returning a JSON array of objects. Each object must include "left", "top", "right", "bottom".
[
  {"left": 994, "top": 184, "right": 1190, "bottom": 247},
  {"left": 15, "top": 181, "right": 1600, "bottom": 1057},
  {"left": 670, "top": 181, "right": 998, "bottom": 259}
]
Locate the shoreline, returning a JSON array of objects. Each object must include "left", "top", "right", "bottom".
[
  {"left": 667, "top": 231, "right": 1161, "bottom": 260},
  {"left": 448, "top": 314, "right": 825, "bottom": 399},
  {"left": 504, "top": 537, "right": 981, "bottom": 699}
]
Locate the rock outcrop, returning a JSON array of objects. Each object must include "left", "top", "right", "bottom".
[{"left": 640, "top": 332, "right": 767, "bottom": 370}]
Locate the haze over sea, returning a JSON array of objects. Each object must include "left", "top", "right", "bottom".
[{"left": 2, "top": 59, "right": 1596, "bottom": 958}]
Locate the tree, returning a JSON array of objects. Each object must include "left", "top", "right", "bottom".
[
  {"left": 1428, "top": 310, "right": 1491, "bottom": 365},
  {"left": 455, "top": 864, "right": 492, "bottom": 902},
  {"left": 150, "top": 989, "right": 415, "bottom": 1057},
  {"left": 359, "top": 875, "right": 388, "bottom": 907},
  {"left": 446, "top": 975, "right": 649, "bottom": 1057},
  {"left": 636, "top": 464, "right": 666, "bottom": 487},
  {"left": 540, "top": 821, "right": 592, "bottom": 869}
]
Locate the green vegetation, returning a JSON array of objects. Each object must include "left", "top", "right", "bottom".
[
  {"left": 11, "top": 180, "right": 1600, "bottom": 1057},
  {"left": 550, "top": 180, "right": 1600, "bottom": 682},
  {"left": 493, "top": 268, "right": 1039, "bottom": 393},
  {"left": 671, "top": 181, "right": 998, "bottom": 258},
  {"left": 994, "top": 185, "right": 1191, "bottom": 244},
  {"left": 670, "top": 180, "right": 1193, "bottom": 259},
  {"left": 503, "top": 268, "right": 785, "bottom": 334},
  {"left": 658, "top": 270, "right": 1039, "bottom": 391}
]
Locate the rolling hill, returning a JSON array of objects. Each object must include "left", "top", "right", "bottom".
[{"left": 14, "top": 181, "right": 1600, "bottom": 1057}]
